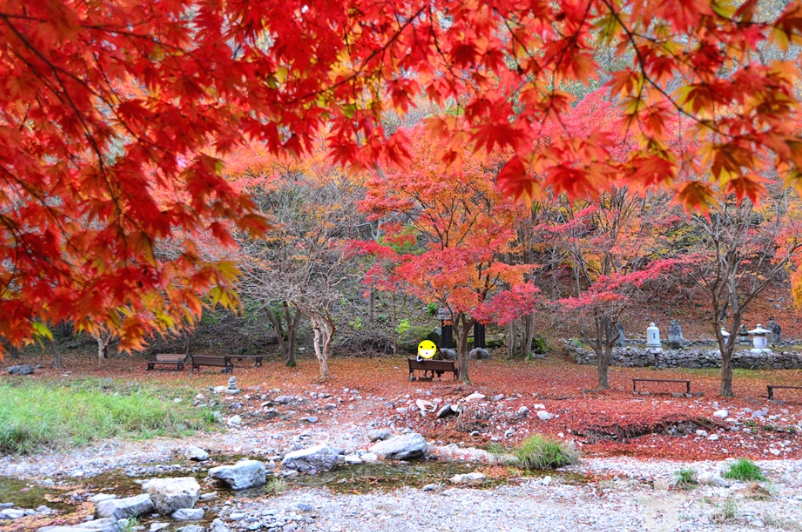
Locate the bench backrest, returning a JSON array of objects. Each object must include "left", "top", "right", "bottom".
[
  {"left": 408, "top": 359, "right": 455, "bottom": 370},
  {"left": 192, "top": 355, "right": 228, "bottom": 366},
  {"left": 155, "top": 353, "right": 187, "bottom": 362}
]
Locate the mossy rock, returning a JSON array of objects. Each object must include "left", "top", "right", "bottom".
[{"left": 398, "top": 325, "right": 441, "bottom": 353}]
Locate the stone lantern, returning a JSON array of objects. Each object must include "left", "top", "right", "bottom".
[
  {"left": 646, "top": 323, "right": 662, "bottom": 348},
  {"left": 646, "top": 322, "right": 663, "bottom": 368},
  {"left": 720, "top": 328, "right": 730, "bottom": 340},
  {"left": 747, "top": 324, "right": 771, "bottom": 351}
]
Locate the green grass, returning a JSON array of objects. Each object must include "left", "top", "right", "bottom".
[
  {"left": 722, "top": 459, "right": 766, "bottom": 481},
  {"left": 674, "top": 468, "right": 699, "bottom": 490},
  {"left": 0, "top": 378, "right": 218, "bottom": 453},
  {"left": 266, "top": 477, "right": 287, "bottom": 496},
  {"left": 515, "top": 435, "right": 579, "bottom": 470}
]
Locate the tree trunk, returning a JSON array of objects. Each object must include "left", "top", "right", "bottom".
[
  {"left": 597, "top": 344, "right": 611, "bottom": 389},
  {"left": 95, "top": 330, "right": 112, "bottom": 365},
  {"left": 507, "top": 320, "right": 518, "bottom": 359},
  {"left": 51, "top": 339, "right": 62, "bottom": 368},
  {"left": 297, "top": 304, "right": 334, "bottom": 380},
  {"left": 369, "top": 287, "right": 375, "bottom": 323},
  {"left": 586, "top": 312, "right": 617, "bottom": 389},
  {"left": 286, "top": 310, "right": 301, "bottom": 367},
  {"left": 454, "top": 312, "right": 474, "bottom": 381},
  {"left": 522, "top": 314, "right": 536, "bottom": 358}
]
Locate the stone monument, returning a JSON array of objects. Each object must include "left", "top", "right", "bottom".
[
  {"left": 736, "top": 324, "right": 750, "bottom": 344},
  {"left": 667, "top": 319, "right": 683, "bottom": 347},
  {"left": 614, "top": 322, "right": 625, "bottom": 347},
  {"left": 768, "top": 318, "right": 782, "bottom": 345}
]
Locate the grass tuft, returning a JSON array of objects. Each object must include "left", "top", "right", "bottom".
[
  {"left": 0, "top": 378, "right": 217, "bottom": 453},
  {"left": 722, "top": 458, "right": 766, "bottom": 481},
  {"left": 674, "top": 468, "right": 698, "bottom": 490},
  {"left": 266, "top": 477, "right": 287, "bottom": 496},
  {"left": 515, "top": 434, "right": 579, "bottom": 470}
]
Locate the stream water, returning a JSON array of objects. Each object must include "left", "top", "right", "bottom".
[{"left": 0, "top": 458, "right": 590, "bottom": 528}]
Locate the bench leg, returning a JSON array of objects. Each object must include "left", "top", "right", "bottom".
[
  {"left": 147, "top": 362, "right": 154, "bottom": 371},
  {"left": 177, "top": 362, "right": 184, "bottom": 371},
  {"left": 768, "top": 386, "right": 773, "bottom": 400}
]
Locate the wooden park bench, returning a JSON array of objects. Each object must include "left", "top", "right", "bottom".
[
  {"left": 633, "top": 378, "right": 691, "bottom": 394},
  {"left": 190, "top": 355, "right": 233, "bottom": 374},
  {"left": 147, "top": 353, "right": 188, "bottom": 371},
  {"left": 408, "top": 358, "right": 458, "bottom": 381},
  {"left": 767, "top": 385, "right": 802, "bottom": 400}
]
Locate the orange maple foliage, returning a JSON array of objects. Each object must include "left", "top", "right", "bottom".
[{"left": 2, "top": 0, "right": 802, "bottom": 351}]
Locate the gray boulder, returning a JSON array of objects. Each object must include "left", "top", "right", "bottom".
[
  {"left": 142, "top": 477, "right": 200, "bottom": 515},
  {"left": 0, "top": 508, "right": 25, "bottom": 519},
  {"left": 440, "top": 348, "right": 457, "bottom": 360},
  {"left": 172, "top": 508, "right": 204, "bottom": 521},
  {"left": 208, "top": 460, "right": 266, "bottom": 490},
  {"left": 468, "top": 348, "right": 491, "bottom": 360},
  {"left": 7, "top": 364, "right": 34, "bottom": 376},
  {"left": 367, "top": 429, "right": 392, "bottom": 442},
  {"left": 95, "top": 493, "right": 154, "bottom": 519},
  {"left": 280, "top": 444, "right": 338, "bottom": 473},
  {"left": 184, "top": 446, "right": 210, "bottom": 461},
  {"left": 369, "top": 432, "right": 427, "bottom": 460},
  {"left": 37, "top": 518, "right": 120, "bottom": 532}
]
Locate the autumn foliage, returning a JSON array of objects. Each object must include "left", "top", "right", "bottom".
[{"left": 3, "top": 0, "right": 802, "bottom": 354}]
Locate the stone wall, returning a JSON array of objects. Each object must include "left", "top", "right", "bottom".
[{"left": 561, "top": 339, "right": 802, "bottom": 370}]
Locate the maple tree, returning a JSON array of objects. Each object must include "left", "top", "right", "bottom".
[
  {"left": 3, "top": 0, "right": 802, "bottom": 355},
  {"left": 358, "top": 126, "right": 532, "bottom": 381}
]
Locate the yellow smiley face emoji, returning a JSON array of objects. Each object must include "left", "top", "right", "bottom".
[{"left": 418, "top": 340, "right": 437, "bottom": 359}]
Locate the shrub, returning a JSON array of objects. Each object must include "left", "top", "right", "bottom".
[
  {"left": 266, "top": 477, "right": 287, "bottom": 495},
  {"left": 722, "top": 459, "right": 765, "bottom": 481},
  {"left": 427, "top": 302, "right": 438, "bottom": 315},
  {"left": 395, "top": 318, "right": 411, "bottom": 335},
  {"left": 674, "top": 468, "right": 698, "bottom": 490},
  {"left": 515, "top": 435, "right": 579, "bottom": 470}
]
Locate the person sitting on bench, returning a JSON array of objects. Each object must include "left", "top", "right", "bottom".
[{"left": 417, "top": 340, "right": 438, "bottom": 361}]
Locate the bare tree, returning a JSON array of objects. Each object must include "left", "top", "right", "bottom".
[
  {"left": 693, "top": 196, "right": 802, "bottom": 397},
  {"left": 236, "top": 168, "right": 364, "bottom": 379}
]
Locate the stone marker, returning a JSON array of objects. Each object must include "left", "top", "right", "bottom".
[
  {"left": 224, "top": 376, "right": 239, "bottom": 395},
  {"left": 737, "top": 324, "right": 751, "bottom": 344},
  {"left": 614, "top": 323, "right": 625, "bottom": 347},
  {"left": 667, "top": 320, "right": 683, "bottom": 347},
  {"left": 768, "top": 318, "right": 782, "bottom": 345}
]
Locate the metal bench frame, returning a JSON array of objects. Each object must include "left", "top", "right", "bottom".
[
  {"left": 407, "top": 358, "right": 459, "bottom": 381},
  {"left": 190, "top": 355, "right": 233, "bottom": 374},
  {"left": 767, "top": 385, "right": 802, "bottom": 400}
]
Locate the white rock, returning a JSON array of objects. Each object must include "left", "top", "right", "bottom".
[
  {"left": 208, "top": 460, "right": 266, "bottom": 490},
  {"left": 695, "top": 429, "right": 708, "bottom": 437},
  {"left": 707, "top": 434, "right": 720, "bottom": 442},
  {"left": 534, "top": 404, "right": 546, "bottom": 410},
  {"left": 172, "top": 508, "right": 204, "bottom": 521},
  {"left": 87, "top": 494, "right": 117, "bottom": 503},
  {"left": 369, "top": 432, "right": 427, "bottom": 460},
  {"left": 226, "top": 415, "right": 242, "bottom": 426},
  {"left": 184, "top": 446, "right": 210, "bottom": 461},
  {"left": 281, "top": 445, "right": 339, "bottom": 473},
  {"left": 360, "top": 453, "right": 379, "bottom": 463},
  {"left": 713, "top": 409, "right": 729, "bottom": 419},
  {"left": 450, "top": 472, "right": 486, "bottom": 485},
  {"left": 415, "top": 399, "right": 436, "bottom": 412},
  {"left": 95, "top": 494, "right": 154, "bottom": 519},
  {"left": 209, "top": 519, "right": 232, "bottom": 532},
  {"left": 344, "top": 455, "right": 363, "bottom": 464},
  {"left": 537, "top": 411, "right": 554, "bottom": 421},
  {"left": 698, "top": 472, "right": 730, "bottom": 487},
  {"left": 141, "top": 477, "right": 201, "bottom": 515},
  {"left": 38, "top": 518, "right": 120, "bottom": 531},
  {"left": 0, "top": 509, "right": 25, "bottom": 520},
  {"left": 466, "top": 392, "right": 485, "bottom": 401}
]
